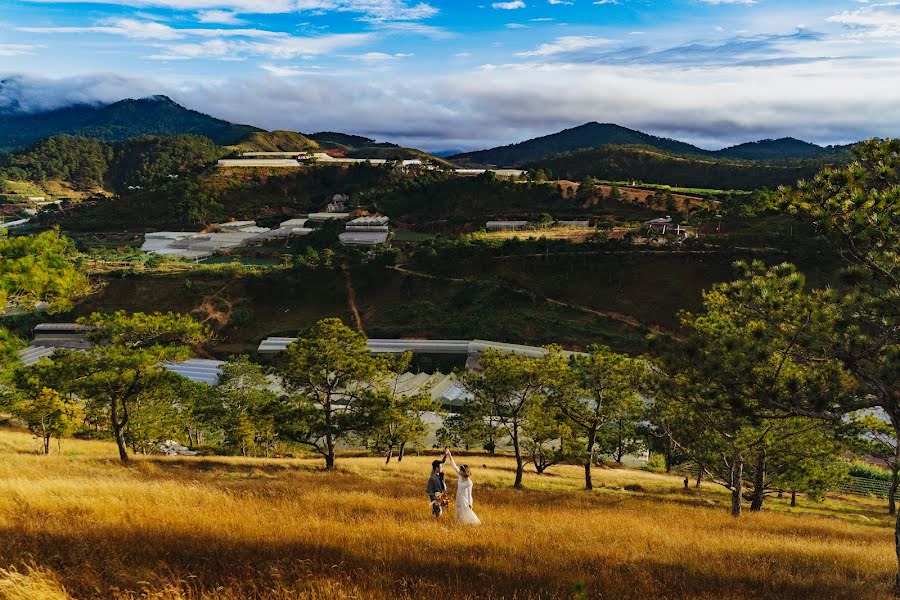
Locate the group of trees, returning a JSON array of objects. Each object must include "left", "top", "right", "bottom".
[
  {"left": 3, "top": 317, "right": 438, "bottom": 466},
  {"left": 0, "top": 134, "right": 224, "bottom": 191}
]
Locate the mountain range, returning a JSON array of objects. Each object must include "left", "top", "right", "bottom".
[
  {"left": 0, "top": 94, "right": 856, "bottom": 168},
  {"left": 449, "top": 122, "right": 853, "bottom": 167}
]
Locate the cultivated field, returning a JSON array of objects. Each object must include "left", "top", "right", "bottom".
[{"left": 0, "top": 427, "right": 894, "bottom": 599}]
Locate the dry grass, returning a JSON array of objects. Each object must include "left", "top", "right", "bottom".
[
  {"left": 0, "top": 427, "right": 895, "bottom": 599},
  {"left": 471, "top": 227, "right": 598, "bottom": 242}
]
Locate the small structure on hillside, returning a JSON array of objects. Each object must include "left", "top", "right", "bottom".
[
  {"left": 556, "top": 220, "right": 591, "bottom": 228},
  {"left": 643, "top": 216, "right": 696, "bottom": 239},
  {"left": 486, "top": 220, "right": 530, "bottom": 231},
  {"left": 339, "top": 214, "right": 390, "bottom": 247},
  {"left": 327, "top": 194, "right": 349, "bottom": 212},
  {"left": 645, "top": 216, "right": 673, "bottom": 234}
]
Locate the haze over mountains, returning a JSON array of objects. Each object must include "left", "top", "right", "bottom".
[{"left": 0, "top": 95, "right": 856, "bottom": 167}]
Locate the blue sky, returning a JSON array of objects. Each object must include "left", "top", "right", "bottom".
[{"left": 1, "top": 0, "right": 899, "bottom": 151}]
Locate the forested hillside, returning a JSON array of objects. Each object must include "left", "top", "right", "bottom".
[
  {"left": 717, "top": 138, "right": 852, "bottom": 161},
  {"left": 529, "top": 145, "right": 836, "bottom": 190},
  {"left": 0, "top": 134, "right": 224, "bottom": 191},
  {"left": 0, "top": 96, "right": 259, "bottom": 151},
  {"left": 451, "top": 122, "right": 706, "bottom": 167}
]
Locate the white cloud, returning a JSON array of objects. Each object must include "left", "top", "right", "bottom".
[
  {"left": 828, "top": 3, "right": 900, "bottom": 38},
  {"left": 18, "top": 18, "right": 289, "bottom": 40},
  {"left": 0, "top": 44, "right": 40, "bottom": 56},
  {"left": 506, "top": 22, "right": 529, "bottom": 28},
  {"left": 548, "top": 0, "right": 573, "bottom": 5},
  {"left": 346, "top": 51, "right": 413, "bottom": 59},
  {"left": 6, "top": 54, "right": 900, "bottom": 152},
  {"left": 144, "top": 32, "right": 370, "bottom": 59},
  {"left": 493, "top": 1, "right": 525, "bottom": 9},
  {"left": 19, "top": 0, "right": 439, "bottom": 22},
  {"left": 260, "top": 63, "right": 318, "bottom": 76},
  {"left": 700, "top": 0, "right": 756, "bottom": 4},
  {"left": 195, "top": 9, "right": 246, "bottom": 23},
  {"left": 516, "top": 35, "right": 615, "bottom": 56}
]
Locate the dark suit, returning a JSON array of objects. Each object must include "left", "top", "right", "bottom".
[{"left": 427, "top": 457, "right": 447, "bottom": 516}]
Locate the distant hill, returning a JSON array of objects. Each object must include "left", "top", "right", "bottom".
[
  {"left": 0, "top": 95, "right": 260, "bottom": 152},
  {"left": 528, "top": 145, "right": 838, "bottom": 191},
  {"left": 716, "top": 138, "right": 852, "bottom": 161},
  {"left": 451, "top": 123, "right": 859, "bottom": 167},
  {"left": 229, "top": 130, "right": 319, "bottom": 152},
  {"left": 450, "top": 122, "right": 707, "bottom": 167}
]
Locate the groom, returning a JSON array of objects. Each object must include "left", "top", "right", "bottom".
[{"left": 427, "top": 453, "right": 447, "bottom": 518}]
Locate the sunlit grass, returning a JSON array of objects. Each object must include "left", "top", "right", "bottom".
[{"left": 0, "top": 427, "right": 895, "bottom": 599}]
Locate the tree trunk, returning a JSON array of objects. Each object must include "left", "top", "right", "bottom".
[
  {"left": 584, "top": 428, "right": 597, "bottom": 491},
  {"left": 890, "top": 469, "right": 899, "bottom": 516},
  {"left": 324, "top": 403, "right": 335, "bottom": 470},
  {"left": 110, "top": 399, "right": 129, "bottom": 463},
  {"left": 512, "top": 427, "right": 524, "bottom": 489},
  {"left": 730, "top": 451, "right": 743, "bottom": 517},
  {"left": 385, "top": 446, "right": 393, "bottom": 464},
  {"left": 43, "top": 433, "right": 50, "bottom": 455},
  {"left": 695, "top": 464, "right": 703, "bottom": 488},
  {"left": 616, "top": 421, "right": 624, "bottom": 464},
  {"left": 750, "top": 449, "right": 766, "bottom": 512},
  {"left": 665, "top": 434, "right": 674, "bottom": 473},
  {"left": 398, "top": 442, "right": 406, "bottom": 462},
  {"left": 790, "top": 490, "right": 797, "bottom": 507},
  {"left": 894, "top": 509, "right": 900, "bottom": 595}
]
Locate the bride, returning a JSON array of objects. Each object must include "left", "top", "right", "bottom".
[{"left": 445, "top": 449, "right": 481, "bottom": 525}]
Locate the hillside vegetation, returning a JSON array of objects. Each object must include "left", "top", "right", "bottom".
[
  {"left": 1, "top": 134, "right": 224, "bottom": 192},
  {"left": 229, "top": 130, "right": 320, "bottom": 152},
  {"left": 0, "top": 96, "right": 259, "bottom": 151},
  {"left": 529, "top": 145, "right": 834, "bottom": 190},
  {"left": 0, "top": 428, "right": 893, "bottom": 599},
  {"left": 451, "top": 122, "right": 706, "bottom": 167}
]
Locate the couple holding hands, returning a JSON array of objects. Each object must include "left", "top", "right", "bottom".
[{"left": 427, "top": 449, "right": 481, "bottom": 525}]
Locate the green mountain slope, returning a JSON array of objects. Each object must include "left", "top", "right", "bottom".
[
  {"left": 716, "top": 137, "right": 852, "bottom": 161},
  {"left": 0, "top": 96, "right": 260, "bottom": 151},
  {"left": 450, "top": 122, "right": 708, "bottom": 167}
]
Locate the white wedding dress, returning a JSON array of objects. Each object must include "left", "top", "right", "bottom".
[{"left": 449, "top": 456, "right": 481, "bottom": 525}]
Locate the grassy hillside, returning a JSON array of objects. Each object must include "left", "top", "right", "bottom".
[
  {"left": 0, "top": 427, "right": 894, "bottom": 599},
  {"left": 450, "top": 122, "right": 706, "bottom": 167},
  {"left": 530, "top": 145, "right": 837, "bottom": 191},
  {"left": 229, "top": 130, "right": 320, "bottom": 152},
  {"left": 307, "top": 131, "right": 377, "bottom": 148}
]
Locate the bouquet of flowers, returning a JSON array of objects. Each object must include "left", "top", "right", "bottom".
[{"left": 433, "top": 491, "right": 451, "bottom": 507}]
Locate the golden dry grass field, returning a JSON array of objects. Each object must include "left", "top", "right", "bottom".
[
  {"left": 0, "top": 427, "right": 895, "bottom": 599},
  {"left": 470, "top": 227, "right": 599, "bottom": 243}
]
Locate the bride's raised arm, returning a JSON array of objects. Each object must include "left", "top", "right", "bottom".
[{"left": 447, "top": 451, "right": 461, "bottom": 474}]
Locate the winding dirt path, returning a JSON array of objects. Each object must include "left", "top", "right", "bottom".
[
  {"left": 388, "top": 264, "right": 673, "bottom": 335},
  {"left": 345, "top": 273, "right": 366, "bottom": 333}
]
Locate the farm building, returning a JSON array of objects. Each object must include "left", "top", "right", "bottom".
[
  {"left": 307, "top": 212, "right": 351, "bottom": 222},
  {"left": 486, "top": 221, "right": 530, "bottom": 231},
  {"left": 644, "top": 216, "right": 673, "bottom": 234},
  {"left": 339, "top": 214, "right": 391, "bottom": 247},
  {"left": 556, "top": 220, "right": 591, "bottom": 228},
  {"left": 18, "top": 323, "right": 224, "bottom": 385},
  {"left": 455, "top": 169, "right": 524, "bottom": 179}
]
